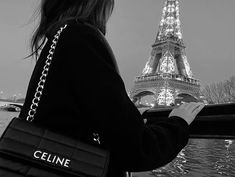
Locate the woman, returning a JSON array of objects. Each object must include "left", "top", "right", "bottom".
[{"left": 20, "top": 0, "right": 204, "bottom": 176}]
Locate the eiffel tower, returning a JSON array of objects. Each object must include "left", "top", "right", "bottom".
[{"left": 130, "top": 0, "right": 201, "bottom": 107}]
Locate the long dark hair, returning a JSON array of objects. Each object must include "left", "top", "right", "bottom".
[{"left": 31, "top": 0, "right": 114, "bottom": 59}]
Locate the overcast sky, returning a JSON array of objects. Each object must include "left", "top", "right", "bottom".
[{"left": 0, "top": 0, "right": 235, "bottom": 98}]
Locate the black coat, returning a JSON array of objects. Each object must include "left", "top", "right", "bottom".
[{"left": 20, "top": 20, "right": 189, "bottom": 177}]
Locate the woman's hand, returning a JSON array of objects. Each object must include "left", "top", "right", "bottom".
[{"left": 169, "top": 102, "right": 205, "bottom": 125}]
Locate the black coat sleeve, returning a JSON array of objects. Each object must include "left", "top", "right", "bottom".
[{"left": 54, "top": 24, "right": 189, "bottom": 172}]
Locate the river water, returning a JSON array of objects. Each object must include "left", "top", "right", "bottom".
[
  {"left": 0, "top": 111, "right": 235, "bottom": 176},
  {"left": 142, "top": 139, "right": 235, "bottom": 177}
]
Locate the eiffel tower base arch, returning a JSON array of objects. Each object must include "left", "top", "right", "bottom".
[{"left": 130, "top": 77, "right": 201, "bottom": 108}]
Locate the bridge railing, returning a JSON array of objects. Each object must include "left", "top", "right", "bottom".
[{"left": 143, "top": 103, "right": 235, "bottom": 139}]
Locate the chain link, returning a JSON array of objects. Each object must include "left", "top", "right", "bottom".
[{"left": 26, "top": 24, "right": 67, "bottom": 122}]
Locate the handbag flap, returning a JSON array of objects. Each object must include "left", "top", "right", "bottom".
[{"left": 0, "top": 118, "right": 109, "bottom": 177}]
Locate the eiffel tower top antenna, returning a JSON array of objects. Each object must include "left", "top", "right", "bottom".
[{"left": 156, "top": 0, "right": 183, "bottom": 45}]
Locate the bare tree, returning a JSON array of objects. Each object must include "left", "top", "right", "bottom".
[
  {"left": 223, "top": 76, "right": 235, "bottom": 102},
  {"left": 200, "top": 85, "right": 214, "bottom": 104},
  {"left": 201, "top": 75, "right": 235, "bottom": 104}
]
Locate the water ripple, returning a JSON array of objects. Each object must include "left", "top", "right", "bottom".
[{"left": 151, "top": 139, "right": 235, "bottom": 177}]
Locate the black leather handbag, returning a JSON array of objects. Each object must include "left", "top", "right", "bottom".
[{"left": 0, "top": 24, "right": 109, "bottom": 177}]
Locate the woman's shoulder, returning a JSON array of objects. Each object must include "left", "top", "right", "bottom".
[{"left": 61, "top": 19, "right": 104, "bottom": 42}]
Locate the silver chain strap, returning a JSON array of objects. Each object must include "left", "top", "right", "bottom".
[{"left": 26, "top": 24, "right": 67, "bottom": 122}]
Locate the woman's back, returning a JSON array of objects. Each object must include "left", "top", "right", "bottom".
[
  {"left": 20, "top": 20, "right": 192, "bottom": 177},
  {"left": 20, "top": 21, "right": 112, "bottom": 140}
]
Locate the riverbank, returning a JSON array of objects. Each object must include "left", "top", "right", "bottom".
[{"left": 0, "top": 111, "right": 19, "bottom": 136}]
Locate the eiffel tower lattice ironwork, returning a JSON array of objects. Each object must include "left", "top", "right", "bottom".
[{"left": 129, "top": 0, "right": 201, "bottom": 107}]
